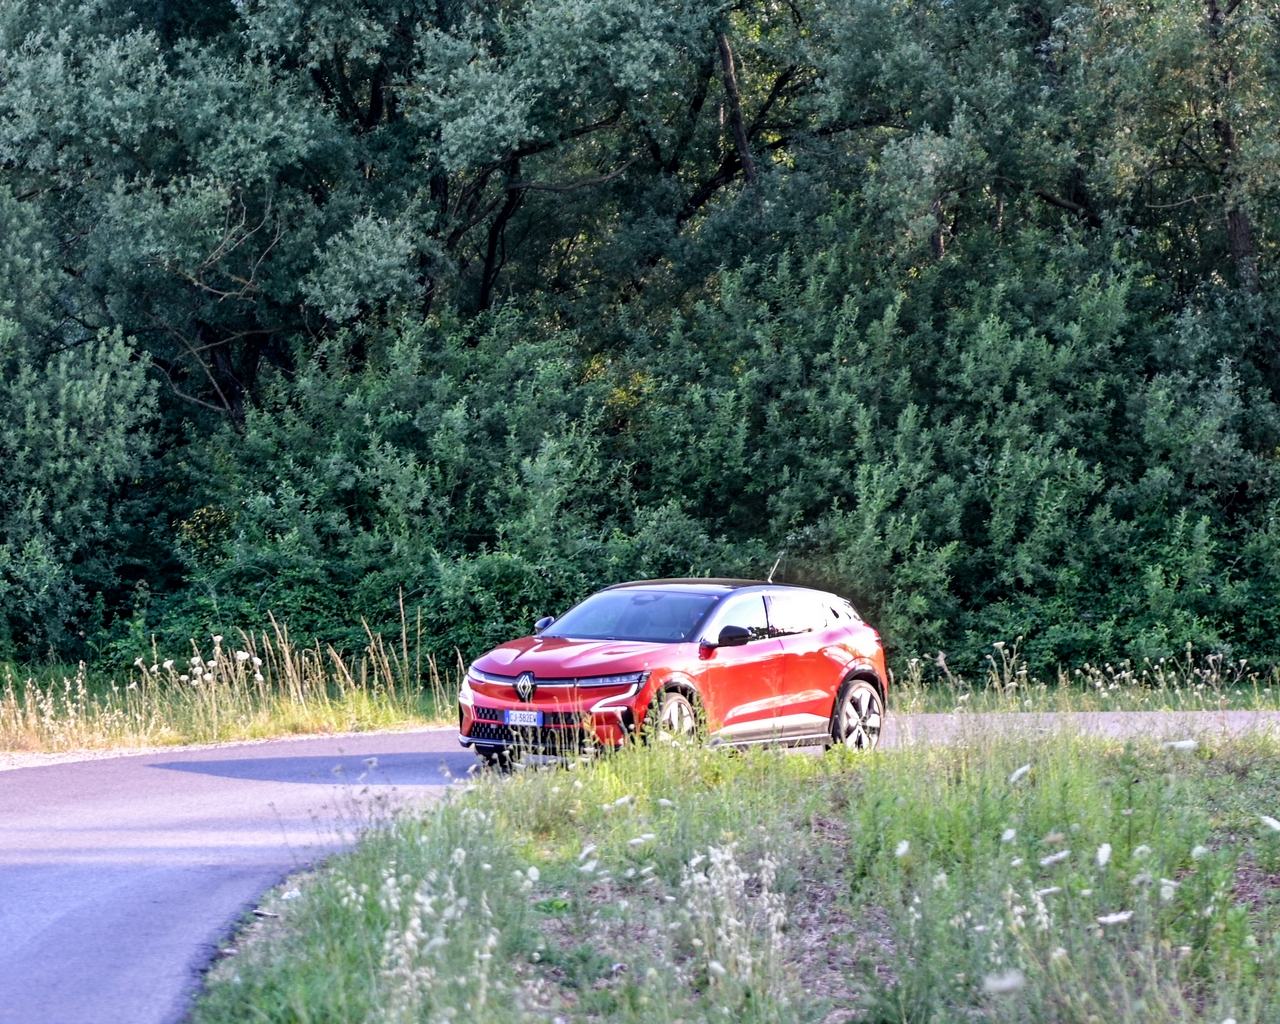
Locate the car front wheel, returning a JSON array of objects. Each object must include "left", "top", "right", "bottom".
[
  {"left": 645, "top": 690, "right": 700, "bottom": 744},
  {"left": 831, "top": 679, "right": 884, "bottom": 750}
]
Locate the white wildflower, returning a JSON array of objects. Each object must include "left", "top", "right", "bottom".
[
  {"left": 1096, "top": 910, "right": 1133, "bottom": 925},
  {"left": 1261, "top": 815, "right": 1280, "bottom": 832},
  {"left": 707, "top": 960, "right": 727, "bottom": 978},
  {"left": 252, "top": 656, "right": 263, "bottom": 668},
  {"left": 1050, "top": 947, "right": 1068, "bottom": 960},
  {"left": 614, "top": 795, "right": 635, "bottom": 807},
  {"left": 982, "top": 969, "right": 1026, "bottom": 995},
  {"left": 1008, "top": 764, "right": 1032, "bottom": 784},
  {"left": 1096, "top": 843, "right": 1112, "bottom": 866},
  {"left": 162, "top": 660, "right": 174, "bottom": 671},
  {"left": 1160, "top": 878, "right": 1180, "bottom": 901},
  {"left": 1163, "top": 739, "right": 1197, "bottom": 751},
  {"left": 1036, "top": 887, "right": 1062, "bottom": 896},
  {"left": 933, "top": 871, "right": 948, "bottom": 890},
  {"left": 895, "top": 840, "right": 910, "bottom": 858},
  {"left": 235, "top": 650, "right": 250, "bottom": 663},
  {"left": 1132, "top": 844, "right": 1151, "bottom": 859},
  {"left": 1001, "top": 828, "right": 1017, "bottom": 843},
  {"left": 657, "top": 798, "right": 674, "bottom": 808},
  {"left": 527, "top": 866, "right": 539, "bottom": 882},
  {"left": 1010, "top": 857, "right": 1024, "bottom": 867},
  {"left": 1192, "top": 845, "right": 1209, "bottom": 860},
  {"left": 451, "top": 848, "right": 466, "bottom": 866},
  {"left": 253, "top": 673, "right": 264, "bottom": 683},
  {"left": 1040, "top": 850, "right": 1071, "bottom": 867},
  {"left": 281, "top": 889, "right": 301, "bottom": 900},
  {"left": 213, "top": 634, "right": 224, "bottom": 644}
]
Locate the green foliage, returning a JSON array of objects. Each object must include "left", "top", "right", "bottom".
[
  {"left": 2, "top": 0, "right": 1280, "bottom": 670},
  {"left": 0, "top": 318, "right": 156, "bottom": 657}
]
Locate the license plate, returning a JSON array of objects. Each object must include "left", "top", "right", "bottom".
[{"left": 504, "top": 709, "right": 542, "bottom": 727}]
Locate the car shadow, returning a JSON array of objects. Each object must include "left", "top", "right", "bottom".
[{"left": 148, "top": 751, "right": 477, "bottom": 786}]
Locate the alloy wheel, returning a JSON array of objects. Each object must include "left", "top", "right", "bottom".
[
  {"left": 655, "top": 691, "right": 698, "bottom": 743},
  {"left": 836, "top": 681, "right": 883, "bottom": 750}
]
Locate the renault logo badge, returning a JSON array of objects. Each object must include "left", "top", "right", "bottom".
[{"left": 515, "top": 672, "right": 537, "bottom": 702}]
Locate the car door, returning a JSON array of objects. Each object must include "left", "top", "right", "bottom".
[
  {"left": 696, "top": 591, "right": 783, "bottom": 743},
  {"left": 765, "top": 590, "right": 845, "bottom": 741}
]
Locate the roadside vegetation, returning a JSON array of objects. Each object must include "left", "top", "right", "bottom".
[
  {"left": 5, "top": 632, "right": 1280, "bottom": 752},
  {"left": 0, "top": 620, "right": 456, "bottom": 752},
  {"left": 194, "top": 732, "right": 1280, "bottom": 1023}
]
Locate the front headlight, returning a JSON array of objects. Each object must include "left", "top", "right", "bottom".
[{"left": 575, "top": 671, "right": 648, "bottom": 688}]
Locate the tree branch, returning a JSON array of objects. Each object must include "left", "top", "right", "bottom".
[{"left": 506, "top": 155, "right": 640, "bottom": 192}]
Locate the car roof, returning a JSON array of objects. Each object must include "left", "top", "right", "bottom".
[{"left": 602, "top": 578, "right": 802, "bottom": 592}]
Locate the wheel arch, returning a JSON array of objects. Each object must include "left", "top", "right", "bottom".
[
  {"left": 840, "top": 661, "right": 887, "bottom": 705},
  {"left": 637, "top": 673, "right": 705, "bottom": 737}
]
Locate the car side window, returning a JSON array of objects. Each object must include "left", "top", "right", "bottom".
[
  {"left": 766, "top": 592, "right": 829, "bottom": 637},
  {"left": 702, "top": 593, "right": 769, "bottom": 642}
]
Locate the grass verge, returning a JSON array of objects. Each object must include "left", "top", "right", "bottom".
[
  {"left": 6, "top": 631, "right": 1280, "bottom": 754},
  {"left": 194, "top": 730, "right": 1280, "bottom": 1023},
  {"left": 0, "top": 619, "right": 457, "bottom": 751}
]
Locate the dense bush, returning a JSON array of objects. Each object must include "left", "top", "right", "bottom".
[{"left": 1, "top": 0, "right": 1279, "bottom": 673}]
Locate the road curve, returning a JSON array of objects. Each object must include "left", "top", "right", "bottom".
[
  {"left": 5, "top": 710, "right": 1280, "bottom": 1024},
  {"left": 0, "top": 728, "right": 471, "bottom": 1024}
]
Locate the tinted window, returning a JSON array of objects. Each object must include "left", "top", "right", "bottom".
[
  {"left": 767, "top": 592, "right": 829, "bottom": 637},
  {"left": 543, "top": 589, "right": 720, "bottom": 642},
  {"left": 700, "top": 593, "right": 769, "bottom": 642}
]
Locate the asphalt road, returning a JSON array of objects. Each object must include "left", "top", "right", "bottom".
[
  {"left": 0, "top": 728, "right": 472, "bottom": 1024},
  {"left": 4, "top": 710, "right": 1280, "bottom": 1024}
]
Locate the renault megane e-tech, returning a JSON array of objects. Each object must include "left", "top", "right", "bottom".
[{"left": 457, "top": 578, "right": 887, "bottom": 763}]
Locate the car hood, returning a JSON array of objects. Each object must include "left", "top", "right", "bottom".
[{"left": 474, "top": 636, "right": 677, "bottom": 678}]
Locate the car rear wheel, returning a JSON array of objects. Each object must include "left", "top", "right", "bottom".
[
  {"left": 831, "top": 679, "right": 884, "bottom": 750},
  {"left": 645, "top": 690, "right": 700, "bottom": 744}
]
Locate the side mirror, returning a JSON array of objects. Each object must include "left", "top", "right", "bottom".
[
  {"left": 715, "top": 624, "right": 751, "bottom": 648},
  {"left": 534, "top": 616, "right": 555, "bottom": 634}
]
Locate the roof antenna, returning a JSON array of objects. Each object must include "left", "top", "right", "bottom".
[{"left": 766, "top": 552, "right": 785, "bottom": 584}]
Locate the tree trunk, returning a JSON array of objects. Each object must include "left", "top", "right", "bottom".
[{"left": 716, "top": 32, "right": 756, "bottom": 187}]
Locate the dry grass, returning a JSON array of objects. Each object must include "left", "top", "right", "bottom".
[{"left": 0, "top": 616, "right": 456, "bottom": 752}]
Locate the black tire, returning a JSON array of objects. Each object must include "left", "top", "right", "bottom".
[
  {"left": 830, "top": 679, "right": 884, "bottom": 751},
  {"left": 643, "top": 689, "right": 701, "bottom": 745},
  {"left": 475, "top": 744, "right": 511, "bottom": 769}
]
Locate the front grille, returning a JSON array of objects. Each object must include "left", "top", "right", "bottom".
[
  {"left": 466, "top": 720, "right": 595, "bottom": 753},
  {"left": 473, "top": 705, "right": 588, "bottom": 726}
]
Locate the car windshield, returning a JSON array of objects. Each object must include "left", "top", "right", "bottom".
[{"left": 543, "top": 589, "right": 721, "bottom": 642}]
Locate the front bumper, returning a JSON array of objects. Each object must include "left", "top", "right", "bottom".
[{"left": 458, "top": 701, "right": 635, "bottom": 754}]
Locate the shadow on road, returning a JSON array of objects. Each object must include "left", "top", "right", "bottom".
[{"left": 148, "top": 751, "right": 477, "bottom": 786}]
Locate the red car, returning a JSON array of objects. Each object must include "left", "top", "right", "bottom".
[{"left": 458, "top": 578, "right": 887, "bottom": 763}]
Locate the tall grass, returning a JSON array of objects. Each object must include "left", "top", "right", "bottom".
[
  {"left": 898, "top": 638, "right": 1280, "bottom": 714},
  {"left": 0, "top": 616, "right": 457, "bottom": 752},
  {"left": 193, "top": 731, "right": 1280, "bottom": 1023}
]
